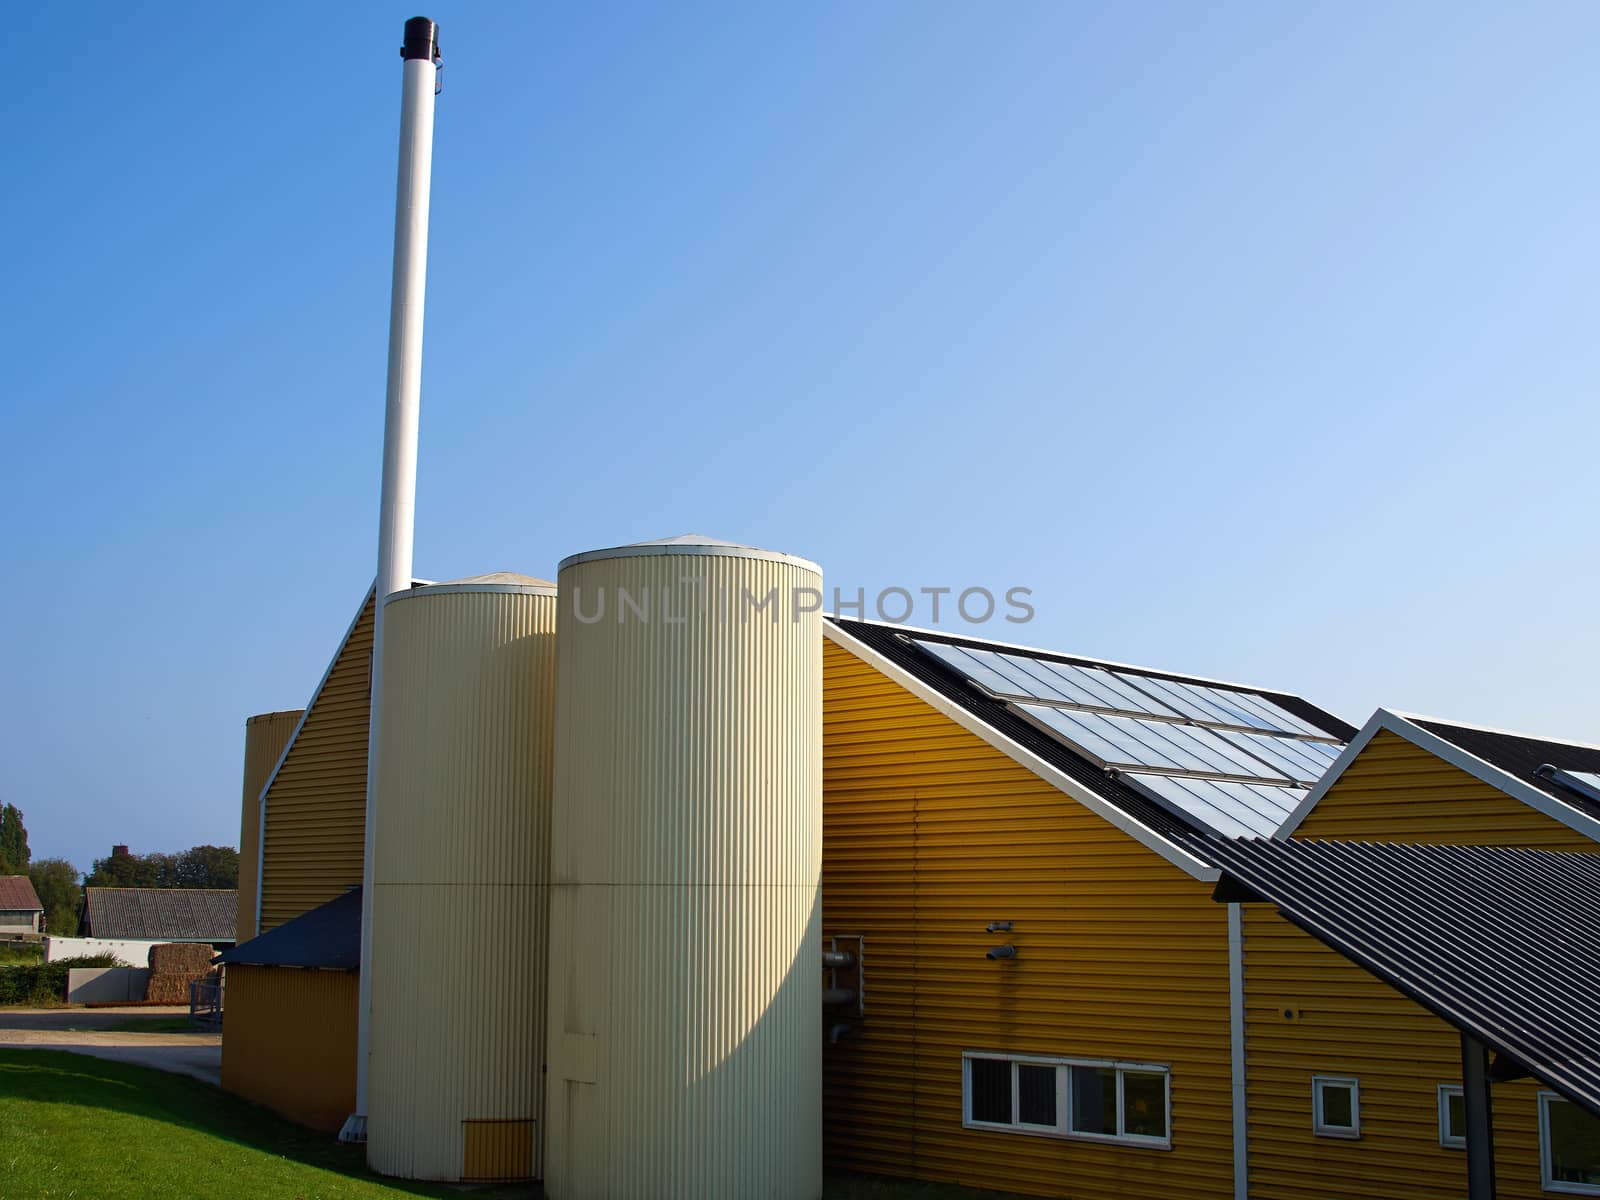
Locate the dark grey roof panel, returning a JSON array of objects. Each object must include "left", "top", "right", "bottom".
[
  {"left": 82, "top": 888, "right": 236, "bottom": 941},
  {"left": 1203, "top": 837, "right": 1600, "bottom": 1116},
  {"left": 216, "top": 887, "right": 360, "bottom": 970},
  {"left": 1415, "top": 718, "right": 1600, "bottom": 823}
]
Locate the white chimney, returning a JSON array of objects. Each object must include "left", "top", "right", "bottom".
[{"left": 343, "top": 15, "right": 441, "bottom": 1145}]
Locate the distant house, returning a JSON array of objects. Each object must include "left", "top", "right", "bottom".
[
  {"left": 0, "top": 876, "right": 44, "bottom": 934},
  {"left": 80, "top": 887, "right": 237, "bottom": 949}
]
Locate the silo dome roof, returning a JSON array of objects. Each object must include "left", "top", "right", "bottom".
[
  {"left": 558, "top": 534, "right": 820, "bottom": 575},
  {"left": 437, "top": 571, "right": 557, "bottom": 588},
  {"left": 387, "top": 572, "right": 558, "bottom": 604}
]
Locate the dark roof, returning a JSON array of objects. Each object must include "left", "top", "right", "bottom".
[
  {"left": 1205, "top": 837, "right": 1600, "bottom": 1115},
  {"left": 82, "top": 888, "right": 235, "bottom": 941},
  {"left": 827, "top": 617, "right": 1355, "bottom": 845},
  {"left": 216, "top": 887, "right": 360, "bottom": 970},
  {"left": 1414, "top": 717, "right": 1600, "bottom": 823},
  {"left": 0, "top": 876, "right": 42, "bottom": 911}
]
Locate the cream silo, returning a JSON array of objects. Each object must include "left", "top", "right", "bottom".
[
  {"left": 367, "top": 573, "right": 558, "bottom": 1182},
  {"left": 544, "top": 536, "right": 823, "bottom": 1200}
]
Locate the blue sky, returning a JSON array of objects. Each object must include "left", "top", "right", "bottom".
[{"left": 4, "top": 4, "right": 1598, "bottom": 872}]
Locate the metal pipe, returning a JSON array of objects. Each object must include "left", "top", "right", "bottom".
[
  {"left": 823, "top": 987, "right": 858, "bottom": 1006},
  {"left": 342, "top": 15, "right": 440, "bottom": 1146},
  {"left": 1462, "top": 1032, "right": 1496, "bottom": 1200},
  {"left": 828, "top": 1023, "right": 853, "bottom": 1045},
  {"left": 821, "top": 950, "right": 854, "bottom": 968}
]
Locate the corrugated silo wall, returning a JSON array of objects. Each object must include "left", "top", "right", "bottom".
[
  {"left": 367, "top": 583, "right": 558, "bottom": 1182},
  {"left": 237, "top": 709, "right": 304, "bottom": 941},
  {"left": 544, "top": 549, "right": 823, "bottom": 1200}
]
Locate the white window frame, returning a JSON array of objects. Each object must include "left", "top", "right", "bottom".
[
  {"left": 960, "top": 1051, "right": 1172, "bottom": 1149},
  {"left": 1539, "top": 1090, "right": 1600, "bottom": 1195},
  {"left": 1311, "top": 1075, "right": 1361, "bottom": 1139},
  {"left": 1438, "top": 1084, "right": 1465, "bottom": 1149}
]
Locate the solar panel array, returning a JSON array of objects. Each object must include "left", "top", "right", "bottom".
[
  {"left": 912, "top": 638, "right": 1345, "bottom": 839},
  {"left": 1550, "top": 769, "right": 1600, "bottom": 807}
]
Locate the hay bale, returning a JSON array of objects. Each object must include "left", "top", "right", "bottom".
[
  {"left": 143, "top": 973, "right": 198, "bottom": 1005},
  {"left": 141, "top": 945, "right": 218, "bottom": 1004},
  {"left": 146, "top": 942, "right": 216, "bottom": 973}
]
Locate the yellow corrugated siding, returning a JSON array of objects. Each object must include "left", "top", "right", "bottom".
[
  {"left": 1295, "top": 729, "right": 1597, "bottom": 848},
  {"left": 463, "top": 1120, "right": 535, "bottom": 1182},
  {"left": 258, "top": 594, "right": 374, "bottom": 932},
  {"left": 1243, "top": 725, "right": 1598, "bottom": 1198},
  {"left": 221, "top": 964, "right": 357, "bottom": 1132},
  {"left": 1243, "top": 906, "right": 1546, "bottom": 1199},
  {"left": 237, "top": 710, "right": 303, "bottom": 941},
  {"left": 821, "top": 640, "right": 1235, "bottom": 1200}
]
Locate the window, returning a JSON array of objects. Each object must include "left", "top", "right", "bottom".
[
  {"left": 1312, "top": 1075, "right": 1360, "bottom": 1138},
  {"left": 1438, "top": 1085, "right": 1466, "bottom": 1149},
  {"left": 1540, "top": 1091, "right": 1600, "bottom": 1194},
  {"left": 962, "top": 1052, "right": 1170, "bottom": 1148}
]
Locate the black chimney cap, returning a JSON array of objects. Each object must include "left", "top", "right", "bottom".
[{"left": 401, "top": 17, "right": 439, "bottom": 62}]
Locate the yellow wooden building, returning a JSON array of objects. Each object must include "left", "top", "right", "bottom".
[
  {"left": 1239, "top": 709, "right": 1600, "bottom": 1199},
  {"left": 820, "top": 617, "right": 1352, "bottom": 1200},
  {"left": 230, "top": 586, "right": 1600, "bottom": 1200},
  {"left": 217, "top": 888, "right": 361, "bottom": 1132},
  {"left": 255, "top": 586, "right": 384, "bottom": 934},
  {"left": 222, "top": 584, "right": 397, "bottom": 1127}
]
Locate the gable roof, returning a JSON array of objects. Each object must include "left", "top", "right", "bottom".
[
  {"left": 216, "top": 886, "right": 359, "bottom": 970},
  {"left": 824, "top": 617, "right": 1354, "bottom": 879},
  {"left": 1278, "top": 709, "right": 1600, "bottom": 843},
  {"left": 246, "top": 579, "right": 432, "bottom": 934},
  {"left": 82, "top": 888, "right": 236, "bottom": 941},
  {"left": 0, "top": 876, "right": 42, "bottom": 912},
  {"left": 1207, "top": 837, "right": 1600, "bottom": 1117}
]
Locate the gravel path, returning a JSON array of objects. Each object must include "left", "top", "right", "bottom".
[{"left": 0, "top": 1006, "right": 222, "bottom": 1084}]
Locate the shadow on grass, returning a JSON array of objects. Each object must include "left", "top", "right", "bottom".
[{"left": 0, "top": 1049, "right": 537, "bottom": 1198}]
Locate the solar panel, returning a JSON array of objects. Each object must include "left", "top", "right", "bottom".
[
  {"left": 1546, "top": 768, "right": 1600, "bottom": 807},
  {"left": 1000, "top": 653, "right": 1180, "bottom": 717},
  {"left": 915, "top": 640, "right": 1181, "bottom": 717},
  {"left": 1126, "top": 774, "right": 1307, "bottom": 840},
  {"left": 1111, "top": 672, "right": 1332, "bottom": 739},
  {"left": 1012, "top": 703, "right": 1297, "bottom": 784},
  {"left": 1215, "top": 729, "right": 1342, "bottom": 786},
  {"left": 908, "top": 635, "right": 1344, "bottom": 839},
  {"left": 911, "top": 638, "right": 1334, "bottom": 739}
]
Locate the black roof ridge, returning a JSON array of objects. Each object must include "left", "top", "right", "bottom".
[{"left": 1404, "top": 711, "right": 1600, "bottom": 757}]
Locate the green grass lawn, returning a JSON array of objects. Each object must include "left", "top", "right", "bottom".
[
  {"left": 68, "top": 1017, "right": 200, "bottom": 1034},
  {"left": 0, "top": 1050, "right": 531, "bottom": 1199},
  {"left": 0, "top": 1049, "right": 1031, "bottom": 1200}
]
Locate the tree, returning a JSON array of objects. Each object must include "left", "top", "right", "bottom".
[
  {"left": 84, "top": 844, "right": 238, "bottom": 890},
  {"left": 84, "top": 850, "right": 162, "bottom": 889},
  {"left": 27, "top": 859, "right": 80, "bottom": 936},
  {"left": 175, "top": 845, "right": 239, "bottom": 889},
  {"left": 0, "top": 805, "right": 29, "bottom": 875}
]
